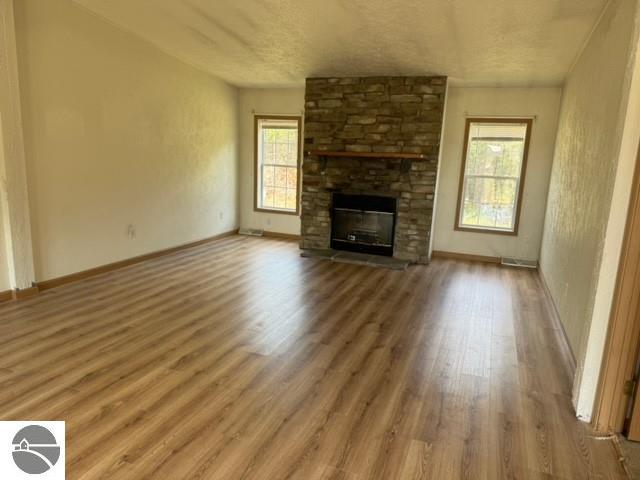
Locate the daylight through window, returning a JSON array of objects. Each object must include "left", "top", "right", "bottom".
[
  {"left": 456, "top": 119, "right": 531, "bottom": 234},
  {"left": 255, "top": 116, "right": 301, "bottom": 214}
]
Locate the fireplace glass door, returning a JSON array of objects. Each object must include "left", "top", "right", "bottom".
[{"left": 331, "top": 194, "right": 396, "bottom": 256}]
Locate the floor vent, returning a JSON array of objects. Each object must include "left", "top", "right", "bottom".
[
  {"left": 501, "top": 257, "right": 537, "bottom": 268},
  {"left": 239, "top": 228, "right": 264, "bottom": 237}
]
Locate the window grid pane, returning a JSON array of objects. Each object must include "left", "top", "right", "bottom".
[
  {"left": 459, "top": 121, "right": 528, "bottom": 232},
  {"left": 257, "top": 119, "right": 299, "bottom": 212}
]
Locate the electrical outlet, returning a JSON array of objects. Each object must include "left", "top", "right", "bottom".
[
  {"left": 265, "top": 218, "right": 272, "bottom": 227},
  {"left": 219, "top": 211, "right": 224, "bottom": 220},
  {"left": 127, "top": 224, "right": 136, "bottom": 239}
]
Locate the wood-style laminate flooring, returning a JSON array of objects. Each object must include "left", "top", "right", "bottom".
[{"left": 0, "top": 236, "right": 628, "bottom": 479}]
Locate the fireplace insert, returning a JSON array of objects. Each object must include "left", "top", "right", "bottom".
[{"left": 331, "top": 193, "right": 397, "bottom": 256}]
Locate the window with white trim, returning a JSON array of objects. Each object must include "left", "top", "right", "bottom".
[{"left": 254, "top": 116, "right": 301, "bottom": 214}]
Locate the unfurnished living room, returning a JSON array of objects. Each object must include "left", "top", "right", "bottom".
[{"left": 2, "top": 0, "right": 640, "bottom": 479}]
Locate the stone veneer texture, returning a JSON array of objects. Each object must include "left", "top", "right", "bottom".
[{"left": 301, "top": 76, "right": 447, "bottom": 263}]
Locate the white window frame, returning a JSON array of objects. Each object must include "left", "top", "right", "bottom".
[{"left": 254, "top": 115, "right": 302, "bottom": 215}]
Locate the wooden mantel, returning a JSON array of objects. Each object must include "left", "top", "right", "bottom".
[{"left": 306, "top": 150, "right": 426, "bottom": 160}]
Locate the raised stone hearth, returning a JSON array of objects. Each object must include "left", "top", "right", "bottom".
[{"left": 301, "top": 76, "right": 447, "bottom": 263}]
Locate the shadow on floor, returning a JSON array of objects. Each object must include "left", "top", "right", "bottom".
[{"left": 616, "top": 435, "right": 639, "bottom": 478}]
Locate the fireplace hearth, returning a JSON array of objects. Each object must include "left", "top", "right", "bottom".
[{"left": 331, "top": 193, "right": 396, "bottom": 256}]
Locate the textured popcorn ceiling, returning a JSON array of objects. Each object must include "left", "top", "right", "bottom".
[{"left": 71, "top": 0, "right": 607, "bottom": 87}]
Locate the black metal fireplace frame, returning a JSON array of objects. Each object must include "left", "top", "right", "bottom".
[{"left": 330, "top": 193, "right": 397, "bottom": 257}]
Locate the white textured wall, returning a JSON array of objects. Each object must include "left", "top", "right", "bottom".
[
  {"left": 433, "top": 87, "right": 561, "bottom": 260},
  {"left": 0, "top": 0, "right": 36, "bottom": 290},
  {"left": 538, "top": 0, "right": 640, "bottom": 417},
  {"left": 0, "top": 193, "right": 10, "bottom": 292},
  {"left": 239, "top": 88, "right": 304, "bottom": 236},
  {"left": 0, "top": 114, "right": 10, "bottom": 292},
  {"left": 14, "top": 0, "right": 239, "bottom": 282}
]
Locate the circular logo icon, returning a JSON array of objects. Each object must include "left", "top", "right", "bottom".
[{"left": 11, "top": 425, "right": 60, "bottom": 474}]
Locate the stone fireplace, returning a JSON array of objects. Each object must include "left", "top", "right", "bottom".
[{"left": 301, "top": 76, "right": 447, "bottom": 263}]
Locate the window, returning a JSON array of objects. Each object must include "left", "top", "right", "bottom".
[
  {"left": 455, "top": 118, "right": 532, "bottom": 235},
  {"left": 254, "top": 115, "right": 301, "bottom": 215}
]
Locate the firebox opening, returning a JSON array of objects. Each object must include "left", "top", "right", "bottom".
[{"left": 331, "top": 193, "right": 397, "bottom": 257}]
